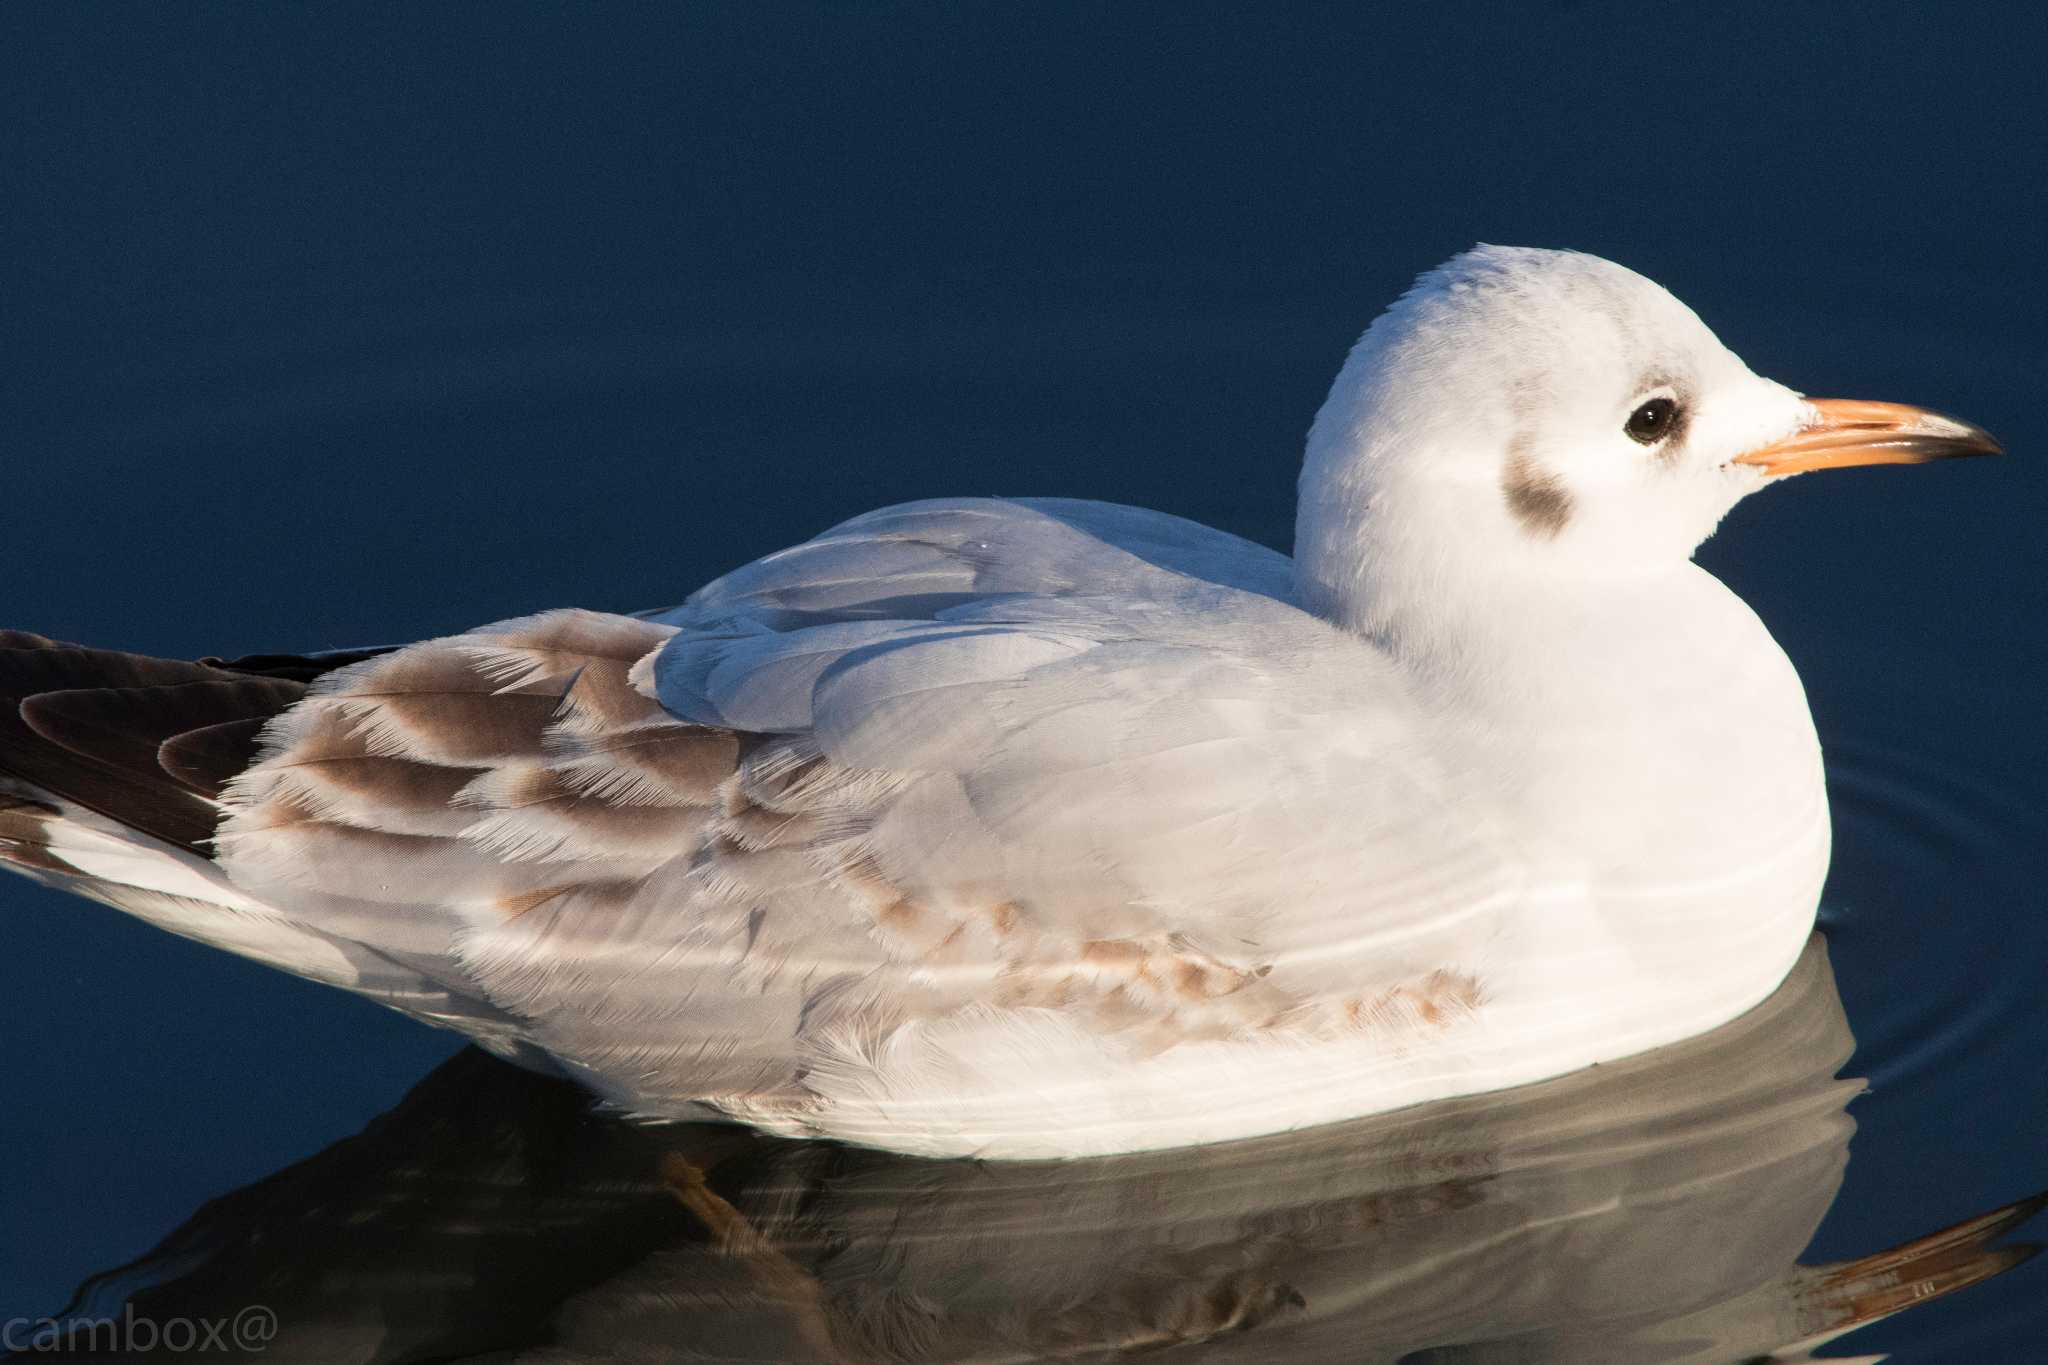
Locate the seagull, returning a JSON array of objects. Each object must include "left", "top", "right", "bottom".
[{"left": 0, "top": 246, "right": 2000, "bottom": 1158}]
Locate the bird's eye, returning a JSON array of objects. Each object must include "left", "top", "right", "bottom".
[{"left": 1625, "top": 397, "right": 1679, "bottom": 444}]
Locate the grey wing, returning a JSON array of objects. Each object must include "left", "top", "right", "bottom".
[
  {"left": 199, "top": 502, "right": 1514, "bottom": 1134},
  {"left": 648, "top": 496, "right": 1298, "bottom": 630}
]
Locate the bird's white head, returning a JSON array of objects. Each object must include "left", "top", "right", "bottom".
[{"left": 1294, "top": 246, "right": 1998, "bottom": 639}]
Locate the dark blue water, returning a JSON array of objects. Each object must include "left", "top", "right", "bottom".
[{"left": 3, "top": 4, "right": 2045, "bottom": 1358}]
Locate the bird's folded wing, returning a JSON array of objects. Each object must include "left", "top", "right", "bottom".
[
  {"left": 208, "top": 500, "right": 1519, "bottom": 1116},
  {"left": 652, "top": 496, "right": 1297, "bottom": 630}
]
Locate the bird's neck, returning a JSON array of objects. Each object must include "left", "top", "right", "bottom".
[
  {"left": 1294, "top": 502, "right": 1690, "bottom": 676},
  {"left": 1339, "top": 558, "right": 1726, "bottom": 706}
]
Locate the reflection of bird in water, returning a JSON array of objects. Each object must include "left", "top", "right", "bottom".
[
  {"left": 0, "top": 248, "right": 2004, "bottom": 1156},
  {"left": 35, "top": 938, "right": 2043, "bottom": 1362}
]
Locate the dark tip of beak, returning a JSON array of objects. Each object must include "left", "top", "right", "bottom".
[{"left": 1891, "top": 417, "right": 2004, "bottom": 462}]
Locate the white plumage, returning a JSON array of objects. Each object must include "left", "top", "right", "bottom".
[{"left": 0, "top": 246, "right": 1998, "bottom": 1156}]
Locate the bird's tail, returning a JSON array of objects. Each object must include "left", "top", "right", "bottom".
[
  {"left": 0, "top": 630, "right": 400, "bottom": 984},
  {"left": 0, "top": 628, "right": 300, "bottom": 882},
  {"left": 0, "top": 628, "right": 604, "bottom": 1066}
]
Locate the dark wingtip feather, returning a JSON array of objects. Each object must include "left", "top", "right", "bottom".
[
  {"left": 158, "top": 716, "right": 280, "bottom": 798},
  {"left": 23, "top": 681, "right": 305, "bottom": 789},
  {"left": 0, "top": 634, "right": 394, "bottom": 856},
  {"left": 199, "top": 646, "right": 397, "bottom": 683}
]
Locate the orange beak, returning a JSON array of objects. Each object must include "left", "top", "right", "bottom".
[{"left": 1734, "top": 398, "right": 2003, "bottom": 478}]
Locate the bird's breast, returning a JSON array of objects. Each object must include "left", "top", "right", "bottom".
[{"left": 1413, "top": 573, "right": 1831, "bottom": 1040}]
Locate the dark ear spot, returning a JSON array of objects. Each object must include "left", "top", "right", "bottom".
[{"left": 1502, "top": 440, "right": 1573, "bottom": 537}]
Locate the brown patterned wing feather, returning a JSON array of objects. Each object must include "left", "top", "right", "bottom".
[{"left": 0, "top": 793, "right": 71, "bottom": 875}]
